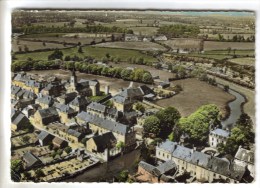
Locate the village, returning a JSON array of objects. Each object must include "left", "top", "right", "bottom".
[
  {"left": 9, "top": 9, "right": 256, "bottom": 183},
  {"left": 11, "top": 67, "right": 254, "bottom": 183}
]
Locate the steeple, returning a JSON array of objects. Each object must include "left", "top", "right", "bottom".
[{"left": 70, "top": 68, "right": 77, "bottom": 88}]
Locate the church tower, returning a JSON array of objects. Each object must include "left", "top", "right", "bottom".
[{"left": 70, "top": 69, "right": 77, "bottom": 89}]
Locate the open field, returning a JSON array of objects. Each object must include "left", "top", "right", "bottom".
[
  {"left": 31, "top": 22, "right": 69, "bottom": 27},
  {"left": 12, "top": 39, "right": 74, "bottom": 52},
  {"left": 203, "top": 50, "right": 255, "bottom": 56},
  {"left": 161, "top": 38, "right": 202, "bottom": 50},
  {"left": 95, "top": 41, "right": 167, "bottom": 51},
  {"left": 204, "top": 41, "right": 255, "bottom": 51},
  {"left": 198, "top": 33, "right": 254, "bottom": 40},
  {"left": 154, "top": 78, "right": 235, "bottom": 118},
  {"left": 228, "top": 57, "right": 255, "bottom": 66},
  {"left": 14, "top": 46, "right": 157, "bottom": 62}
]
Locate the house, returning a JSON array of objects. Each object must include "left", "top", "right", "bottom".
[
  {"left": 78, "top": 79, "right": 100, "bottom": 96},
  {"left": 153, "top": 35, "right": 167, "bottom": 41},
  {"left": 23, "top": 152, "right": 42, "bottom": 169},
  {"left": 209, "top": 128, "right": 230, "bottom": 148},
  {"left": 125, "top": 34, "right": 139, "bottom": 41},
  {"left": 136, "top": 160, "right": 177, "bottom": 183},
  {"left": 37, "top": 130, "right": 54, "bottom": 146},
  {"left": 56, "top": 92, "right": 77, "bottom": 104},
  {"left": 22, "top": 104, "right": 41, "bottom": 118},
  {"left": 52, "top": 137, "right": 68, "bottom": 149},
  {"left": 143, "top": 37, "right": 152, "bottom": 42},
  {"left": 77, "top": 111, "right": 136, "bottom": 148},
  {"left": 11, "top": 109, "right": 30, "bottom": 131},
  {"left": 86, "top": 132, "right": 117, "bottom": 153},
  {"left": 35, "top": 95, "right": 55, "bottom": 109},
  {"left": 67, "top": 129, "right": 84, "bottom": 143},
  {"left": 69, "top": 96, "right": 90, "bottom": 112},
  {"left": 41, "top": 83, "right": 64, "bottom": 97},
  {"left": 234, "top": 146, "right": 255, "bottom": 179},
  {"left": 156, "top": 140, "right": 246, "bottom": 183},
  {"left": 54, "top": 102, "right": 77, "bottom": 124},
  {"left": 112, "top": 87, "right": 144, "bottom": 112},
  {"left": 34, "top": 107, "right": 59, "bottom": 126},
  {"left": 87, "top": 102, "right": 107, "bottom": 117}
]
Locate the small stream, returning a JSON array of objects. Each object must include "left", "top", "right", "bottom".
[{"left": 218, "top": 84, "right": 246, "bottom": 129}]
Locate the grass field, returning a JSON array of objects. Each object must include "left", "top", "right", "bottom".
[
  {"left": 14, "top": 46, "right": 157, "bottom": 62},
  {"left": 161, "top": 38, "right": 201, "bottom": 50},
  {"left": 203, "top": 49, "right": 255, "bottom": 56},
  {"left": 95, "top": 41, "right": 167, "bottom": 51},
  {"left": 198, "top": 33, "right": 254, "bottom": 40},
  {"left": 12, "top": 39, "right": 74, "bottom": 52},
  {"left": 204, "top": 41, "right": 255, "bottom": 51},
  {"left": 228, "top": 57, "right": 255, "bottom": 66},
  {"left": 154, "top": 78, "right": 235, "bottom": 118}
]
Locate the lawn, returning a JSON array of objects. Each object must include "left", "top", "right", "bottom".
[
  {"left": 15, "top": 46, "right": 157, "bottom": 62},
  {"left": 228, "top": 57, "right": 255, "bottom": 66},
  {"left": 154, "top": 78, "right": 235, "bottom": 118}
]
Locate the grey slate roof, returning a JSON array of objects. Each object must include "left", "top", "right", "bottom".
[
  {"left": 189, "top": 151, "right": 211, "bottom": 168},
  {"left": 12, "top": 113, "right": 27, "bottom": 125},
  {"left": 67, "top": 129, "right": 82, "bottom": 138},
  {"left": 54, "top": 102, "right": 76, "bottom": 114},
  {"left": 120, "top": 88, "right": 143, "bottom": 98},
  {"left": 138, "top": 85, "right": 155, "bottom": 95},
  {"left": 157, "top": 140, "right": 178, "bottom": 153},
  {"left": 36, "top": 95, "right": 54, "bottom": 105},
  {"left": 11, "top": 85, "right": 21, "bottom": 95},
  {"left": 211, "top": 128, "right": 230, "bottom": 138},
  {"left": 87, "top": 102, "right": 107, "bottom": 113},
  {"left": 235, "top": 147, "right": 254, "bottom": 164},
  {"left": 23, "top": 152, "right": 41, "bottom": 168},
  {"left": 14, "top": 73, "right": 32, "bottom": 82},
  {"left": 139, "top": 161, "right": 156, "bottom": 173},
  {"left": 38, "top": 130, "right": 53, "bottom": 141},
  {"left": 112, "top": 95, "right": 131, "bottom": 104},
  {"left": 78, "top": 79, "right": 99, "bottom": 86},
  {"left": 172, "top": 145, "right": 192, "bottom": 161},
  {"left": 156, "top": 160, "right": 177, "bottom": 174},
  {"left": 77, "top": 111, "right": 129, "bottom": 135},
  {"left": 38, "top": 107, "right": 59, "bottom": 118},
  {"left": 91, "top": 132, "right": 116, "bottom": 152},
  {"left": 23, "top": 90, "right": 37, "bottom": 99},
  {"left": 70, "top": 96, "right": 90, "bottom": 107}
]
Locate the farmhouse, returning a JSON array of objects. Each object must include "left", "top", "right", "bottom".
[
  {"left": 125, "top": 34, "right": 139, "bottom": 41},
  {"left": 209, "top": 128, "right": 230, "bottom": 148},
  {"left": 156, "top": 140, "right": 246, "bottom": 183},
  {"left": 158, "top": 82, "right": 170, "bottom": 89},
  {"left": 52, "top": 137, "right": 68, "bottom": 149},
  {"left": 153, "top": 35, "right": 167, "bottom": 41}
]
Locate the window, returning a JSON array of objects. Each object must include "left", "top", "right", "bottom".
[
  {"left": 158, "top": 152, "right": 160, "bottom": 155},
  {"left": 167, "top": 154, "right": 169, "bottom": 159},
  {"left": 163, "top": 153, "right": 165, "bottom": 157}
]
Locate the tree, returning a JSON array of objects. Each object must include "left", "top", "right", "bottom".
[
  {"left": 81, "top": 138, "right": 88, "bottom": 146},
  {"left": 135, "top": 103, "right": 145, "bottom": 113},
  {"left": 142, "top": 72, "right": 153, "bottom": 84},
  {"left": 155, "top": 107, "right": 181, "bottom": 138},
  {"left": 117, "top": 170, "right": 129, "bottom": 182},
  {"left": 11, "top": 160, "right": 23, "bottom": 181},
  {"left": 22, "top": 135, "right": 30, "bottom": 144},
  {"left": 78, "top": 46, "right": 83, "bottom": 53},
  {"left": 224, "top": 85, "right": 229, "bottom": 92},
  {"left": 178, "top": 104, "right": 220, "bottom": 145},
  {"left": 121, "top": 69, "right": 133, "bottom": 80},
  {"left": 168, "top": 132, "right": 174, "bottom": 141},
  {"left": 35, "top": 169, "right": 44, "bottom": 178},
  {"left": 48, "top": 49, "right": 63, "bottom": 60},
  {"left": 24, "top": 45, "right": 29, "bottom": 52},
  {"left": 116, "top": 141, "right": 125, "bottom": 149},
  {"left": 143, "top": 115, "right": 161, "bottom": 137},
  {"left": 42, "top": 42, "right": 46, "bottom": 46},
  {"left": 64, "top": 146, "right": 72, "bottom": 154}
]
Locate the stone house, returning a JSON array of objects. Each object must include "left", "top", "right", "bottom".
[
  {"left": 136, "top": 160, "right": 177, "bottom": 183},
  {"left": 77, "top": 111, "right": 136, "bottom": 148},
  {"left": 69, "top": 96, "right": 90, "bottom": 112},
  {"left": 37, "top": 131, "right": 54, "bottom": 146},
  {"left": 234, "top": 146, "right": 255, "bottom": 179},
  {"left": 67, "top": 129, "right": 84, "bottom": 143},
  {"left": 23, "top": 152, "right": 42, "bottom": 169},
  {"left": 54, "top": 103, "right": 77, "bottom": 124},
  {"left": 56, "top": 92, "right": 77, "bottom": 104},
  {"left": 156, "top": 140, "right": 246, "bottom": 183},
  {"left": 125, "top": 34, "right": 139, "bottom": 41},
  {"left": 52, "top": 137, "right": 68, "bottom": 149},
  {"left": 209, "top": 128, "right": 230, "bottom": 148},
  {"left": 35, "top": 95, "right": 55, "bottom": 109},
  {"left": 34, "top": 107, "right": 60, "bottom": 126},
  {"left": 41, "top": 83, "right": 64, "bottom": 97},
  {"left": 11, "top": 109, "right": 30, "bottom": 131}
]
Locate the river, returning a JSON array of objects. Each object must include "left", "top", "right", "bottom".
[{"left": 219, "top": 84, "right": 246, "bottom": 129}]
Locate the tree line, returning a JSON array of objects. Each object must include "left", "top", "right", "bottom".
[
  {"left": 158, "top": 24, "right": 200, "bottom": 38},
  {"left": 13, "top": 25, "right": 134, "bottom": 35}
]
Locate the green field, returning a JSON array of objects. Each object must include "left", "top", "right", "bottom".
[
  {"left": 228, "top": 57, "right": 255, "bottom": 66},
  {"left": 203, "top": 49, "right": 255, "bottom": 56},
  {"left": 14, "top": 46, "right": 157, "bottom": 62}
]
